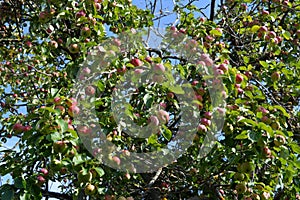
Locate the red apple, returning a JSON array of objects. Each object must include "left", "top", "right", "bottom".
[
  {"left": 157, "top": 110, "right": 170, "bottom": 124},
  {"left": 154, "top": 63, "right": 165, "bottom": 73},
  {"left": 40, "top": 168, "right": 49, "bottom": 176},
  {"left": 236, "top": 74, "right": 243, "bottom": 83},
  {"left": 112, "top": 156, "right": 121, "bottom": 165},
  {"left": 130, "top": 58, "right": 143, "bottom": 67},
  {"left": 68, "top": 105, "right": 80, "bottom": 117},
  {"left": 268, "top": 31, "right": 276, "bottom": 38},
  {"left": 149, "top": 115, "right": 159, "bottom": 126},
  {"left": 76, "top": 10, "right": 86, "bottom": 18},
  {"left": 37, "top": 175, "right": 46, "bottom": 185},
  {"left": 218, "top": 64, "right": 228, "bottom": 72},
  {"left": 53, "top": 97, "right": 61, "bottom": 105},
  {"left": 197, "top": 124, "right": 207, "bottom": 132},
  {"left": 201, "top": 118, "right": 211, "bottom": 126},
  {"left": 263, "top": 146, "right": 272, "bottom": 157},
  {"left": 13, "top": 123, "right": 24, "bottom": 133},
  {"left": 23, "top": 125, "right": 32, "bottom": 132},
  {"left": 85, "top": 85, "right": 95, "bottom": 96}
]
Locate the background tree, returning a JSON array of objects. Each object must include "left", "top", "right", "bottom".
[{"left": 0, "top": 0, "right": 300, "bottom": 199}]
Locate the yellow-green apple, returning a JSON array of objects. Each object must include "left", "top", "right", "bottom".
[
  {"left": 69, "top": 44, "right": 80, "bottom": 54},
  {"left": 235, "top": 183, "right": 247, "bottom": 194},
  {"left": 271, "top": 71, "right": 280, "bottom": 81},
  {"left": 84, "top": 184, "right": 96, "bottom": 195}
]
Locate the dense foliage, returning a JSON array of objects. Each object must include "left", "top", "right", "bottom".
[{"left": 0, "top": 0, "right": 299, "bottom": 199}]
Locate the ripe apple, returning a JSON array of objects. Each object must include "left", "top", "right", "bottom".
[
  {"left": 84, "top": 184, "right": 96, "bottom": 195},
  {"left": 274, "top": 134, "right": 286, "bottom": 146},
  {"left": 263, "top": 146, "right": 272, "bottom": 157},
  {"left": 218, "top": 63, "right": 228, "bottom": 72},
  {"left": 271, "top": 71, "right": 280, "bottom": 81},
  {"left": 40, "top": 168, "right": 49, "bottom": 176},
  {"left": 76, "top": 10, "right": 86, "bottom": 18},
  {"left": 69, "top": 44, "right": 80, "bottom": 54},
  {"left": 204, "top": 112, "right": 212, "bottom": 119},
  {"left": 81, "top": 27, "right": 91, "bottom": 37},
  {"left": 112, "top": 156, "right": 121, "bottom": 165},
  {"left": 157, "top": 110, "right": 170, "bottom": 124},
  {"left": 205, "top": 35, "right": 214, "bottom": 42},
  {"left": 37, "top": 175, "right": 46, "bottom": 185},
  {"left": 197, "top": 124, "right": 207, "bottom": 132},
  {"left": 235, "top": 74, "right": 243, "bottom": 83},
  {"left": 201, "top": 118, "right": 211, "bottom": 126},
  {"left": 95, "top": 2, "right": 101, "bottom": 10},
  {"left": 130, "top": 58, "right": 143, "bottom": 67},
  {"left": 53, "top": 97, "right": 61, "bottom": 105},
  {"left": 85, "top": 85, "right": 95, "bottom": 96},
  {"left": 68, "top": 105, "right": 80, "bottom": 117},
  {"left": 117, "top": 65, "right": 127, "bottom": 74},
  {"left": 134, "top": 68, "right": 144, "bottom": 74},
  {"left": 259, "top": 26, "right": 268, "bottom": 32},
  {"left": 192, "top": 80, "right": 199, "bottom": 86},
  {"left": 53, "top": 140, "right": 67, "bottom": 153},
  {"left": 154, "top": 63, "right": 165, "bottom": 73},
  {"left": 152, "top": 74, "right": 164, "bottom": 83},
  {"left": 77, "top": 125, "right": 92, "bottom": 135},
  {"left": 49, "top": 40, "right": 58, "bottom": 49},
  {"left": 82, "top": 67, "right": 91, "bottom": 75},
  {"left": 13, "top": 123, "right": 24, "bottom": 133},
  {"left": 149, "top": 115, "right": 159, "bottom": 126},
  {"left": 235, "top": 183, "right": 247, "bottom": 194},
  {"left": 268, "top": 31, "right": 276, "bottom": 38},
  {"left": 145, "top": 56, "right": 152, "bottom": 63},
  {"left": 22, "top": 125, "right": 32, "bottom": 132},
  {"left": 200, "top": 53, "right": 213, "bottom": 66}
]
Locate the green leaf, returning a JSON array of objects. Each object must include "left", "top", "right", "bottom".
[
  {"left": 273, "top": 105, "right": 290, "bottom": 117},
  {"left": 238, "top": 118, "right": 257, "bottom": 126},
  {"left": 162, "top": 125, "right": 172, "bottom": 141},
  {"left": 73, "top": 154, "right": 86, "bottom": 166},
  {"left": 94, "top": 167, "right": 105, "bottom": 177},
  {"left": 56, "top": 119, "right": 68, "bottom": 133},
  {"left": 290, "top": 143, "right": 300, "bottom": 154},
  {"left": 235, "top": 131, "right": 248, "bottom": 139},
  {"left": 259, "top": 61, "right": 268, "bottom": 68},
  {"left": 282, "top": 30, "right": 291, "bottom": 40},
  {"left": 168, "top": 85, "right": 185, "bottom": 94},
  {"left": 209, "top": 29, "right": 222, "bottom": 36},
  {"left": 14, "top": 177, "right": 26, "bottom": 189}
]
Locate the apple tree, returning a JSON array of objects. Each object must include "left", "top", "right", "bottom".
[{"left": 0, "top": 0, "right": 300, "bottom": 200}]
